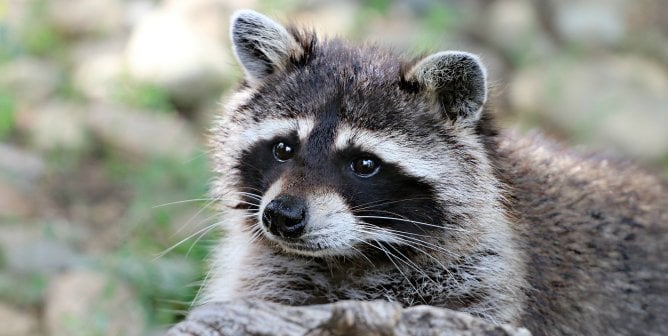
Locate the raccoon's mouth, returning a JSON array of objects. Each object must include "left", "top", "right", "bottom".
[{"left": 265, "top": 235, "right": 355, "bottom": 257}]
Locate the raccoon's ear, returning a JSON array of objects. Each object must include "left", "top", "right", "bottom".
[
  {"left": 405, "top": 51, "right": 487, "bottom": 123},
  {"left": 230, "top": 10, "right": 304, "bottom": 84}
]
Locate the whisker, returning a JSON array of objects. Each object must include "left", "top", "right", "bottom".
[
  {"left": 357, "top": 225, "right": 458, "bottom": 258},
  {"left": 237, "top": 191, "right": 263, "bottom": 200},
  {"left": 356, "top": 215, "right": 473, "bottom": 233},
  {"left": 361, "top": 240, "right": 426, "bottom": 302},
  {"left": 192, "top": 257, "right": 215, "bottom": 306},
  {"left": 360, "top": 224, "right": 434, "bottom": 239},
  {"left": 168, "top": 198, "right": 219, "bottom": 239},
  {"left": 345, "top": 238, "right": 376, "bottom": 267},
  {"left": 384, "top": 243, "right": 437, "bottom": 285},
  {"left": 152, "top": 198, "right": 214, "bottom": 208},
  {"left": 154, "top": 218, "right": 221, "bottom": 260},
  {"left": 350, "top": 197, "right": 435, "bottom": 211},
  {"left": 185, "top": 222, "right": 221, "bottom": 257}
]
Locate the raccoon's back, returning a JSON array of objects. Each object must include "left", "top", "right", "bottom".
[{"left": 497, "top": 131, "right": 668, "bottom": 336}]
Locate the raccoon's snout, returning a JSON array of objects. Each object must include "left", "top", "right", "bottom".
[{"left": 263, "top": 195, "right": 307, "bottom": 238}]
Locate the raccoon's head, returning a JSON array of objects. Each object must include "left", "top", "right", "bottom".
[{"left": 212, "top": 10, "right": 502, "bottom": 260}]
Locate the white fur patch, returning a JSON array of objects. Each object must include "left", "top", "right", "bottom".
[
  {"left": 236, "top": 117, "right": 315, "bottom": 152},
  {"left": 202, "top": 210, "right": 253, "bottom": 302},
  {"left": 258, "top": 185, "right": 362, "bottom": 258}
]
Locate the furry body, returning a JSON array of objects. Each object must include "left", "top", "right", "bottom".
[{"left": 203, "top": 10, "right": 668, "bottom": 336}]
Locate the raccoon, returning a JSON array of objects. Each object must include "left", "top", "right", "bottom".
[{"left": 202, "top": 10, "right": 668, "bottom": 336}]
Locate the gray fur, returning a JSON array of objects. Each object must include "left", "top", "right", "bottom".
[
  {"left": 406, "top": 51, "right": 488, "bottom": 122},
  {"left": 230, "top": 10, "right": 303, "bottom": 83}
]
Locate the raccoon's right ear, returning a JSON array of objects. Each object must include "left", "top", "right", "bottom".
[
  {"left": 404, "top": 51, "right": 488, "bottom": 123},
  {"left": 230, "top": 10, "right": 305, "bottom": 84}
]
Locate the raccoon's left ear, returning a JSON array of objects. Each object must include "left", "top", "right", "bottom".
[
  {"left": 404, "top": 51, "right": 487, "bottom": 123},
  {"left": 230, "top": 10, "right": 305, "bottom": 84}
]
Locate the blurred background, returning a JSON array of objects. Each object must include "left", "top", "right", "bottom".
[{"left": 0, "top": 0, "right": 666, "bottom": 334}]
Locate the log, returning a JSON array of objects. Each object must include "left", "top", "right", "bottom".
[{"left": 166, "top": 300, "right": 532, "bottom": 336}]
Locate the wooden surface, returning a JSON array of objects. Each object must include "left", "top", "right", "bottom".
[{"left": 166, "top": 300, "right": 532, "bottom": 336}]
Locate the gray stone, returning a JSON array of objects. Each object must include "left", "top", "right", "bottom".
[
  {"left": 0, "top": 145, "right": 43, "bottom": 218},
  {"left": 125, "top": 0, "right": 231, "bottom": 107},
  {"left": 86, "top": 103, "right": 200, "bottom": 160},
  {"left": 44, "top": 270, "right": 145, "bottom": 336},
  {"left": 0, "top": 145, "right": 45, "bottom": 218},
  {"left": 0, "top": 225, "right": 81, "bottom": 275},
  {"left": 292, "top": 2, "right": 359, "bottom": 39},
  {"left": 484, "top": 0, "right": 555, "bottom": 64},
  {"left": 28, "top": 100, "right": 89, "bottom": 153},
  {"left": 549, "top": 0, "right": 628, "bottom": 47},
  {"left": 0, "top": 144, "right": 45, "bottom": 185},
  {"left": 45, "top": 0, "right": 124, "bottom": 38},
  {"left": 0, "top": 302, "right": 40, "bottom": 336},
  {"left": 509, "top": 55, "right": 668, "bottom": 161},
  {"left": 0, "top": 58, "right": 62, "bottom": 108},
  {"left": 0, "top": 178, "right": 36, "bottom": 218},
  {"left": 72, "top": 44, "right": 125, "bottom": 101}
]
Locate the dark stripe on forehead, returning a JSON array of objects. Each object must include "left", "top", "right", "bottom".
[{"left": 304, "top": 98, "right": 340, "bottom": 164}]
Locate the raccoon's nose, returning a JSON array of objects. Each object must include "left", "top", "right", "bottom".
[{"left": 263, "top": 195, "right": 307, "bottom": 238}]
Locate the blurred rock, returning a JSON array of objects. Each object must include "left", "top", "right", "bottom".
[
  {"left": 37, "top": 160, "right": 129, "bottom": 252},
  {"left": 293, "top": 2, "right": 358, "bottom": 38},
  {"left": 27, "top": 100, "right": 88, "bottom": 153},
  {"left": 86, "top": 103, "right": 199, "bottom": 160},
  {"left": 0, "top": 225, "right": 81, "bottom": 275},
  {"left": 0, "top": 178, "right": 35, "bottom": 218},
  {"left": 46, "top": 0, "right": 124, "bottom": 38},
  {"left": 125, "top": 0, "right": 230, "bottom": 108},
  {"left": 0, "top": 58, "right": 62, "bottom": 108},
  {"left": 625, "top": 0, "right": 668, "bottom": 64},
  {"left": 123, "top": 0, "right": 157, "bottom": 31},
  {"left": 510, "top": 55, "right": 668, "bottom": 161},
  {"left": 0, "top": 303, "right": 40, "bottom": 336},
  {"left": 0, "top": 144, "right": 45, "bottom": 184},
  {"left": 4, "top": 0, "right": 30, "bottom": 33},
  {"left": 627, "top": 0, "right": 668, "bottom": 34},
  {"left": 360, "top": 12, "right": 423, "bottom": 50},
  {"left": 45, "top": 270, "right": 145, "bottom": 336},
  {"left": 0, "top": 144, "right": 44, "bottom": 218},
  {"left": 484, "top": 0, "right": 555, "bottom": 64},
  {"left": 548, "top": 0, "right": 628, "bottom": 47},
  {"left": 71, "top": 41, "right": 126, "bottom": 101},
  {"left": 486, "top": 0, "right": 537, "bottom": 47}
]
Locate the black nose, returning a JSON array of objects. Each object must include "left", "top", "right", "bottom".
[{"left": 262, "top": 195, "right": 307, "bottom": 238}]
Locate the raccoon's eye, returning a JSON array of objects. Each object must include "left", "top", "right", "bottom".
[
  {"left": 272, "top": 142, "right": 295, "bottom": 162},
  {"left": 350, "top": 157, "right": 381, "bottom": 177}
]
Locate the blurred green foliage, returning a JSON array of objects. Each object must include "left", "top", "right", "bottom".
[
  {"left": 0, "top": 272, "right": 47, "bottom": 307},
  {"left": 113, "top": 76, "right": 175, "bottom": 113},
  {"left": 104, "top": 153, "right": 213, "bottom": 325},
  {"left": 19, "top": 0, "right": 67, "bottom": 59},
  {"left": 0, "top": 92, "right": 15, "bottom": 140}
]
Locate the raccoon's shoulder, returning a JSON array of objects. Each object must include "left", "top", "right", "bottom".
[
  {"left": 497, "top": 130, "right": 668, "bottom": 211},
  {"left": 496, "top": 131, "right": 668, "bottom": 252}
]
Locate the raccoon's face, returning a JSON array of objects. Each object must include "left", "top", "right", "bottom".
[{"left": 212, "top": 10, "right": 494, "bottom": 259}]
